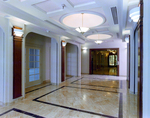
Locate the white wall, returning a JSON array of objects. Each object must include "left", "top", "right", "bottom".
[
  {"left": 81, "top": 49, "right": 89, "bottom": 74},
  {"left": 0, "top": 17, "right": 14, "bottom": 103},
  {"left": 81, "top": 40, "right": 127, "bottom": 76},
  {"left": 66, "top": 43, "right": 78, "bottom": 76},
  {"left": 0, "top": 28, "right": 4, "bottom": 102},
  {"left": 143, "top": 0, "right": 150, "bottom": 117}
]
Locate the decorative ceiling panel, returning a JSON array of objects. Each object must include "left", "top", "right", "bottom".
[
  {"left": 33, "top": 0, "right": 63, "bottom": 14},
  {"left": 61, "top": 12, "right": 105, "bottom": 28},
  {"left": 67, "top": 0, "right": 96, "bottom": 7},
  {"left": 87, "top": 34, "right": 112, "bottom": 40}
]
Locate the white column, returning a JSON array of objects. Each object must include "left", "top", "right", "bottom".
[
  {"left": 57, "top": 38, "right": 61, "bottom": 84},
  {"left": 143, "top": 0, "right": 150, "bottom": 117},
  {"left": 22, "top": 25, "right": 26, "bottom": 98},
  {"left": 127, "top": 43, "right": 129, "bottom": 80},
  {"left": 45, "top": 38, "right": 51, "bottom": 81},
  {"left": 0, "top": 28, "right": 4, "bottom": 102},
  {"left": 51, "top": 38, "right": 58, "bottom": 84},
  {"left": 129, "top": 27, "right": 135, "bottom": 94},
  {"left": 78, "top": 44, "right": 81, "bottom": 77}
]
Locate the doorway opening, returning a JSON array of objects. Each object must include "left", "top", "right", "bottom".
[
  {"left": 89, "top": 48, "right": 119, "bottom": 76},
  {"left": 25, "top": 33, "right": 51, "bottom": 93},
  {"left": 65, "top": 43, "right": 78, "bottom": 79}
]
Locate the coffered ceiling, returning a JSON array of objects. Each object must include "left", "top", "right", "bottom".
[{"left": 0, "top": 0, "right": 139, "bottom": 44}]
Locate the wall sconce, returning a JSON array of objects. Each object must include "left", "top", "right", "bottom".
[
  {"left": 125, "top": 36, "right": 129, "bottom": 43},
  {"left": 82, "top": 47, "right": 87, "bottom": 53},
  {"left": 62, "top": 40, "right": 67, "bottom": 47},
  {"left": 12, "top": 26, "right": 24, "bottom": 37}
]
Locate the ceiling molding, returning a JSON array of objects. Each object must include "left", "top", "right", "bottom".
[
  {"left": 67, "top": 0, "right": 96, "bottom": 8},
  {"left": 59, "top": 10, "right": 106, "bottom": 28}
]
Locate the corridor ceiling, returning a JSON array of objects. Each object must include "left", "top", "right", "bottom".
[{"left": 0, "top": 0, "right": 139, "bottom": 44}]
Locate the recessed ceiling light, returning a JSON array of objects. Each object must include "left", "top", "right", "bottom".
[{"left": 87, "top": 34, "right": 112, "bottom": 40}]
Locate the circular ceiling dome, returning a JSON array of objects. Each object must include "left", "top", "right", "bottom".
[
  {"left": 87, "top": 34, "right": 112, "bottom": 40},
  {"left": 60, "top": 12, "right": 105, "bottom": 28}
]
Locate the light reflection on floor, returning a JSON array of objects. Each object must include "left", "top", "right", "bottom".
[
  {"left": 93, "top": 67, "right": 117, "bottom": 76},
  {"left": 0, "top": 75, "right": 137, "bottom": 118}
]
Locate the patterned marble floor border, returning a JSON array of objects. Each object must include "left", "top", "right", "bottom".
[
  {"left": 71, "top": 77, "right": 123, "bottom": 89},
  {"left": 25, "top": 84, "right": 52, "bottom": 94},
  {"left": 0, "top": 108, "right": 45, "bottom": 118},
  {"left": 33, "top": 86, "right": 123, "bottom": 118}
]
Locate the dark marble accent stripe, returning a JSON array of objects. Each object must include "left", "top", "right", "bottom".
[
  {"left": 66, "top": 86, "right": 119, "bottom": 93},
  {"left": 25, "top": 83, "right": 52, "bottom": 94},
  {"left": 0, "top": 109, "right": 12, "bottom": 116},
  {"left": 120, "top": 80, "right": 123, "bottom": 89},
  {"left": 33, "top": 86, "right": 65, "bottom": 100},
  {"left": 71, "top": 77, "right": 121, "bottom": 89},
  {"left": 35, "top": 100, "right": 117, "bottom": 118},
  {"left": 118, "top": 93, "right": 123, "bottom": 118},
  {"left": 33, "top": 86, "right": 122, "bottom": 118},
  {"left": 72, "top": 83, "right": 119, "bottom": 89},
  {"left": 0, "top": 108, "right": 45, "bottom": 118},
  {"left": 70, "top": 77, "right": 83, "bottom": 84}
]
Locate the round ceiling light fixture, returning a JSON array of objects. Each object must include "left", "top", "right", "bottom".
[
  {"left": 87, "top": 34, "right": 112, "bottom": 40},
  {"left": 60, "top": 11, "right": 105, "bottom": 28}
]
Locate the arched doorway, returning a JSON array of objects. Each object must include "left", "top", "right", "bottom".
[
  {"left": 65, "top": 43, "right": 78, "bottom": 78},
  {"left": 25, "top": 32, "right": 51, "bottom": 93}
]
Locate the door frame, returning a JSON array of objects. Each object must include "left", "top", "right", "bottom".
[
  {"left": 25, "top": 46, "right": 42, "bottom": 88},
  {"left": 89, "top": 48, "right": 119, "bottom": 76}
]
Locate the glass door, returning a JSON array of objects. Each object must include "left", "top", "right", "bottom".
[
  {"left": 109, "top": 55, "right": 117, "bottom": 66},
  {"left": 26, "top": 48, "right": 41, "bottom": 87}
]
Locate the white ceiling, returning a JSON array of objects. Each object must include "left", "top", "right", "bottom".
[{"left": 0, "top": 0, "right": 139, "bottom": 45}]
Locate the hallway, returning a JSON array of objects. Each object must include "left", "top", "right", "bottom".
[{"left": 0, "top": 75, "right": 137, "bottom": 118}]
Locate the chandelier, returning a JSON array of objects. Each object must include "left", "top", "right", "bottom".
[
  {"left": 95, "top": 40, "right": 103, "bottom": 44},
  {"left": 75, "top": 13, "right": 90, "bottom": 34},
  {"left": 95, "top": 34, "right": 103, "bottom": 44}
]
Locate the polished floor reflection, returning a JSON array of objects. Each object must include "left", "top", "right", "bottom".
[
  {"left": 0, "top": 75, "right": 137, "bottom": 118},
  {"left": 93, "top": 67, "right": 117, "bottom": 76}
]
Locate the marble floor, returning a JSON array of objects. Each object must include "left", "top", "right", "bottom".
[
  {"left": 0, "top": 75, "right": 137, "bottom": 118},
  {"left": 92, "top": 67, "right": 118, "bottom": 76}
]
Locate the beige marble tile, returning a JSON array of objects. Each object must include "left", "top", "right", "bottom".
[
  {"left": 1, "top": 111, "right": 32, "bottom": 118},
  {"left": 38, "top": 87, "right": 119, "bottom": 117},
  {"left": 72, "top": 77, "right": 120, "bottom": 88},
  {"left": 25, "top": 82, "right": 51, "bottom": 93},
  {"left": 0, "top": 75, "right": 137, "bottom": 118}
]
